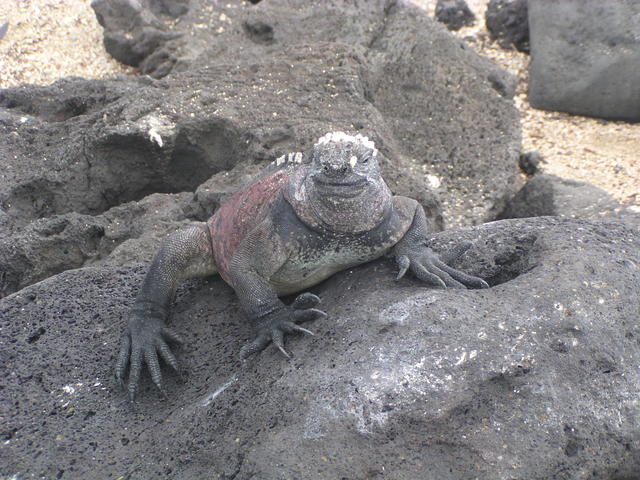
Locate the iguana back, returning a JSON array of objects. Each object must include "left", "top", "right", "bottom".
[{"left": 208, "top": 167, "right": 291, "bottom": 283}]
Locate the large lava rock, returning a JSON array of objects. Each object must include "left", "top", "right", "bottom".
[
  {"left": 2, "top": 217, "right": 639, "bottom": 479},
  {"left": 528, "top": 0, "right": 640, "bottom": 121},
  {"left": 0, "top": 0, "right": 520, "bottom": 297}
]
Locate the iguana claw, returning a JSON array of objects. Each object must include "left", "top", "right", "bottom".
[
  {"left": 115, "top": 315, "right": 183, "bottom": 402},
  {"left": 240, "top": 292, "right": 324, "bottom": 359},
  {"left": 395, "top": 242, "right": 488, "bottom": 289}
]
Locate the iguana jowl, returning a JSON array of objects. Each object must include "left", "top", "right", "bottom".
[{"left": 115, "top": 131, "right": 489, "bottom": 400}]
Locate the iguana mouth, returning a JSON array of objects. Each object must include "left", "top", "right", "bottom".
[
  {"left": 313, "top": 176, "right": 367, "bottom": 188},
  {"left": 313, "top": 176, "right": 368, "bottom": 198}
]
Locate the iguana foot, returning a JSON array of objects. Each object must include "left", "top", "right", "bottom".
[
  {"left": 115, "top": 313, "right": 184, "bottom": 402},
  {"left": 395, "top": 241, "right": 489, "bottom": 289},
  {"left": 240, "top": 293, "right": 325, "bottom": 359}
]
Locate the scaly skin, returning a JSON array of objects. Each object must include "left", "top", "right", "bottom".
[{"left": 115, "top": 131, "right": 489, "bottom": 401}]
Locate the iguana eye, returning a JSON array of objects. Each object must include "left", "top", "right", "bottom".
[{"left": 361, "top": 154, "right": 371, "bottom": 164}]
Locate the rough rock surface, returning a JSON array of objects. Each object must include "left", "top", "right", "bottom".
[
  {"left": 435, "top": 0, "right": 475, "bottom": 31},
  {"left": 497, "top": 174, "right": 640, "bottom": 228},
  {"left": 2, "top": 217, "right": 639, "bottom": 479},
  {"left": 485, "top": 0, "right": 529, "bottom": 53},
  {"left": 528, "top": 0, "right": 640, "bottom": 121},
  {"left": 0, "top": 192, "right": 197, "bottom": 297},
  {"left": 0, "top": 0, "right": 521, "bottom": 298},
  {"left": 91, "top": 0, "right": 187, "bottom": 70}
]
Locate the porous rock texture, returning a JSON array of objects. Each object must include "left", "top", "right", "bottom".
[
  {"left": 2, "top": 218, "right": 639, "bottom": 479},
  {"left": 485, "top": 0, "right": 529, "bottom": 53},
  {"left": 0, "top": 0, "right": 520, "bottom": 298},
  {"left": 528, "top": 0, "right": 640, "bottom": 121}
]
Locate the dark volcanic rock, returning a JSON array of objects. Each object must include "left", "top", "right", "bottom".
[
  {"left": 518, "top": 150, "right": 542, "bottom": 175},
  {"left": 435, "top": 0, "right": 475, "bottom": 31},
  {"left": 485, "top": 0, "right": 529, "bottom": 53},
  {"left": 0, "top": 0, "right": 520, "bottom": 296},
  {"left": 528, "top": 0, "right": 640, "bottom": 121},
  {"left": 0, "top": 192, "right": 194, "bottom": 298},
  {"left": 2, "top": 217, "right": 639, "bottom": 479},
  {"left": 91, "top": 0, "right": 185, "bottom": 68},
  {"left": 91, "top": 0, "right": 520, "bottom": 226}
]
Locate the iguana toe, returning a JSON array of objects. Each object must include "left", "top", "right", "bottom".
[
  {"left": 434, "top": 258, "right": 489, "bottom": 288},
  {"left": 291, "top": 292, "right": 321, "bottom": 310},
  {"left": 240, "top": 296, "right": 325, "bottom": 359},
  {"left": 286, "top": 324, "right": 314, "bottom": 336},
  {"left": 239, "top": 332, "right": 271, "bottom": 359},
  {"left": 127, "top": 347, "right": 143, "bottom": 402},
  {"left": 115, "top": 333, "right": 131, "bottom": 385},
  {"left": 157, "top": 340, "right": 180, "bottom": 373},
  {"left": 395, "top": 254, "right": 410, "bottom": 280}
]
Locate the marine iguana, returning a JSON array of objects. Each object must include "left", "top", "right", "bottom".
[{"left": 115, "top": 131, "right": 489, "bottom": 400}]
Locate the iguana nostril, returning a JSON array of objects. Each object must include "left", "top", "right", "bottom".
[{"left": 323, "top": 163, "right": 347, "bottom": 176}]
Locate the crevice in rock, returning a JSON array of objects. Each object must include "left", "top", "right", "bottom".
[
  {"left": 4, "top": 118, "right": 245, "bottom": 224},
  {"left": 481, "top": 232, "right": 539, "bottom": 286},
  {"left": 366, "top": 0, "right": 398, "bottom": 51},
  {"left": 86, "top": 118, "right": 244, "bottom": 214},
  {"left": 243, "top": 19, "right": 275, "bottom": 45}
]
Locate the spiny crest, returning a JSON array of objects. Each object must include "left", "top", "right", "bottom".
[
  {"left": 315, "top": 131, "right": 378, "bottom": 156},
  {"left": 274, "top": 151, "right": 304, "bottom": 166}
]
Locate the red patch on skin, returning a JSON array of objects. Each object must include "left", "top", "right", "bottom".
[{"left": 208, "top": 169, "right": 290, "bottom": 283}]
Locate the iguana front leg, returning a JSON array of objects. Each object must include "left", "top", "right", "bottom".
[
  {"left": 228, "top": 221, "right": 325, "bottom": 359},
  {"left": 393, "top": 203, "right": 489, "bottom": 289},
  {"left": 115, "top": 223, "right": 216, "bottom": 400}
]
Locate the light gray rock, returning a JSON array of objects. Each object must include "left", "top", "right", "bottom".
[
  {"left": 2, "top": 217, "right": 639, "bottom": 479},
  {"left": 528, "top": 0, "right": 640, "bottom": 121}
]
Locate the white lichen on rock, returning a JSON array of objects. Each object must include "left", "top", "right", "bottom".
[{"left": 136, "top": 114, "right": 176, "bottom": 148}]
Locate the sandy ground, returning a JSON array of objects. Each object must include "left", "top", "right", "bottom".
[
  {"left": 0, "top": 0, "right": 638, "bottom": 208},
  {"left": 0, "top": 0, "right": 133, "bottom": 85}
]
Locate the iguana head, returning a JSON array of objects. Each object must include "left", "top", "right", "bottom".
[
  {"left": 308, "top": 131, "right": 383, "bottom": 199},
  {"left": 286, "top": 131, "right": 392, "bottom": 233}
]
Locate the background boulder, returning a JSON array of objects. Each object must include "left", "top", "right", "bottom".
[
  {"left": 435, "top": 0, "right": 475, "bottom": 31},
  {"left": 485, "top": 0, "right": 529, "bottom": 53},
  {"left": 2, "top": 217, "right": 639, "bottom": 479},
  {"left": 528, "top": 0, "right": 640, "bottom": 121}
]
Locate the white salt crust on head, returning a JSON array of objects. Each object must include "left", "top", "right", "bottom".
[{"left": 316, "top": 131, "right": 378, "bottom": 156}]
